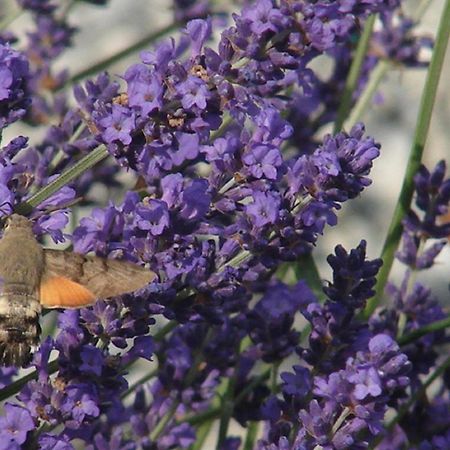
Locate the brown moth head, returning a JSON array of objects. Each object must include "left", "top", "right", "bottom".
[{"left": 4, "top": 214, "right": 33, "bottom": 234}]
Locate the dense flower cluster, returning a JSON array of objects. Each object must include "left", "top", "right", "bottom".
[
  {"left": 0, "top": 44, "right": 30, "bottom": 128},
  {"left": 0, "top": 0, "right": 447, "bottom": 449}
]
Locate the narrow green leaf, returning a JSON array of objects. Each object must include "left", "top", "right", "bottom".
[
  {"left": 189, "top": 420, "right": 215, "bottom": 450},
  {"left": 334, "top": 14, "right": 377, "bottom": 132},
  {"left": 243, "top": 422, "right": 259, "bottom": 450},
  {"left": 15, "top": 145, "right": 109, "bottom": 214},
  {"left": 63, "top": 22, "right": 181, "bottom": 88},
  {"left": 0, "top": 360, "right": 59, "bottom": 402},
  {"left": 364, "top": 0, "right": 450, "bottom": 318},
  {"left": 293, "top": 253, "right": 325, "bottom": 301},
  {"left": 398, "top": 315, "right": 450, "bottom": 346},
  {"left": 346, "top": 60, "right": 390, "bottom": 129}
]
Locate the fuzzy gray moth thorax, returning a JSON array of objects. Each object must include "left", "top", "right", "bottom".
[{"left": 0, "top": 215, "right": 44, "bottom": 366}]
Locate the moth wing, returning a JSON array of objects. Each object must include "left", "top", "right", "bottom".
[
  {"left": 40, "top": 249, "right": 156, "bottom": 309},
  {"left": 40, "top": 276, "right": 96, "bottom": 309}
]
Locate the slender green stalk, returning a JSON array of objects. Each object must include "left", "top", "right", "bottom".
[
  {"left": 332, "top": 407, "right": 351, "bottom": 434},
  {"left": 364, "top": 0, "right": 450, "bottom": 318},
  {"left": 186, "top": 406, "right": 221, "bottom": 426},
  {"left": 216, "top": 377, "right": 235, "bottom": 450},
  {"left": 346, "top": 59, "right": 390, "bottom": 129},
  {"left": 15, "top": 145, "right": 109, "bottom": 214},
  {"left": 0, "top": 360, "right": 59, "bottom": 402},
  {"left": 235, "top": 368, "right": 271, "bottom": 404},
  {"left": 216, "top": 343, "right": 241, "bottom": 449},
  {"left": 398, "top": 315, "right": 450, "bottom": 346},
  {"left": 334, "top": 14, "right": 377, "bottom": 132},
  {"left": 243, "top": 422, "right": 259, "bottom": 450},
  {"left": 63, "top": 22, "right": 181, "bottom": 88},
  {"left": 271, "top": 362, "right": 280, "bottom": 393},
  {"left": 220, "top": 249, "right": 251, "bottom": 270},
  {"left": 153, "top": 320, "right": 178, "bottom": 341},
  {"left": 293, "top": 252, "right": 325, "bottom": 302},
  {"left": 121, "top": 367, "right": 158, "bottom": 399},
  {"left": 150, "top": 401, "right": 180, "bottom": 441},
  {"left": 151, "top": 328, "right": 211, "bottom": 441},
  {"left": 190, "top": 420, "right": 215, "bottom": 450}
]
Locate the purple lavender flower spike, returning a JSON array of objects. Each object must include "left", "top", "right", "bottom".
[
  {"left": 0, "top": 44, "right": 30, "bottom": 128},
  {"left": 324, "top": 240, "right": 382, "bottom": 309},
  {"left": 405, "top": 160, "right": 450, "bottom": 239}
]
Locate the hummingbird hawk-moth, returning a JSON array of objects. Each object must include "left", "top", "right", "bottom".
[{"left": 0, "top": 214, "right": 156, "bottom": 367}]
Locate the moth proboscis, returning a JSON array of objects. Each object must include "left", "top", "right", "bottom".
[{"left": 0, "top": 214, "right": 156, "bottom": 367}]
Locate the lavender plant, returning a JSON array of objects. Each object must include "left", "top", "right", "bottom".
[{"left": 0, "top": 0, "right": 449, "bottom": 449}]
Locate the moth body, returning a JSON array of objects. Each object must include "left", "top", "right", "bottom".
[
  {"left": 0, "top": 214, "right": 157, "bottom": 367},
  {"left": 0, "top": 294, "right": 41, "bottom": 366},
  {"left": 0, "top": 215, "right": 44, "bottom": 366}
]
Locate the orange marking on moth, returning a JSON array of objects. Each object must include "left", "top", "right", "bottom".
[{"left": 40, "top": 276, "right": 96, "bottom": 308}]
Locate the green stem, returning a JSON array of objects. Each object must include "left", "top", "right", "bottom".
[
  {"left": 220, "top": 249, "right": 251, "bottom": 270},
  {"left": 63, "top": 22, "right": 181, "bottom": 88},
  {"left": 121, "top": 367, "right": 158, "bottom": 399},
  {"left": 243, "top": 421, "right": 259, "bottom": 450},
  {"left": 0, "top": 359, "right": 59, "bottom": 402},
  {"left": 364, "top": 0, "right": 450, "bottom": 318},
  {"left": 293, "top": 252, "right": 325, "bottom": 302},
  {"left": 15, "top": 145, "right": 109, "bottom": 215},
  {"left": 189, "top": 420, "right": 215, "bottom": 450},
  {"left": 186, "top": 406, "right": 221, "bottom": 426},
  {"left": 271, "top": 362, "right": 279, "bottom": 393},
  {"left": 216, "top": 377, "right": 235, "bottom": 450},
  {"left": 398, "top": 315, "right": 450, "bottom": 346},
  {"left": 210, "top": 114, "right": 233, "bottom": 140},
  {"left": 346, "top": 60, "right": 390, "bottom": 129},
  {"left": 150, "top": 401, "right": 180, "bottom": 441},
  {"left": 334, "top": 14, "right": 377, "bottom": 132},
  {"left": 153, "top": 320, "right": 178, "bottom": 341},
  {"left": 332, "top": 407, "right": 351, "bottom": 434},
  {"left": 216, "top": 341, "right": 241, "bottom": 450},
  {"left": 235, "top": 368, "right": 271, "bottom": 404}
]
